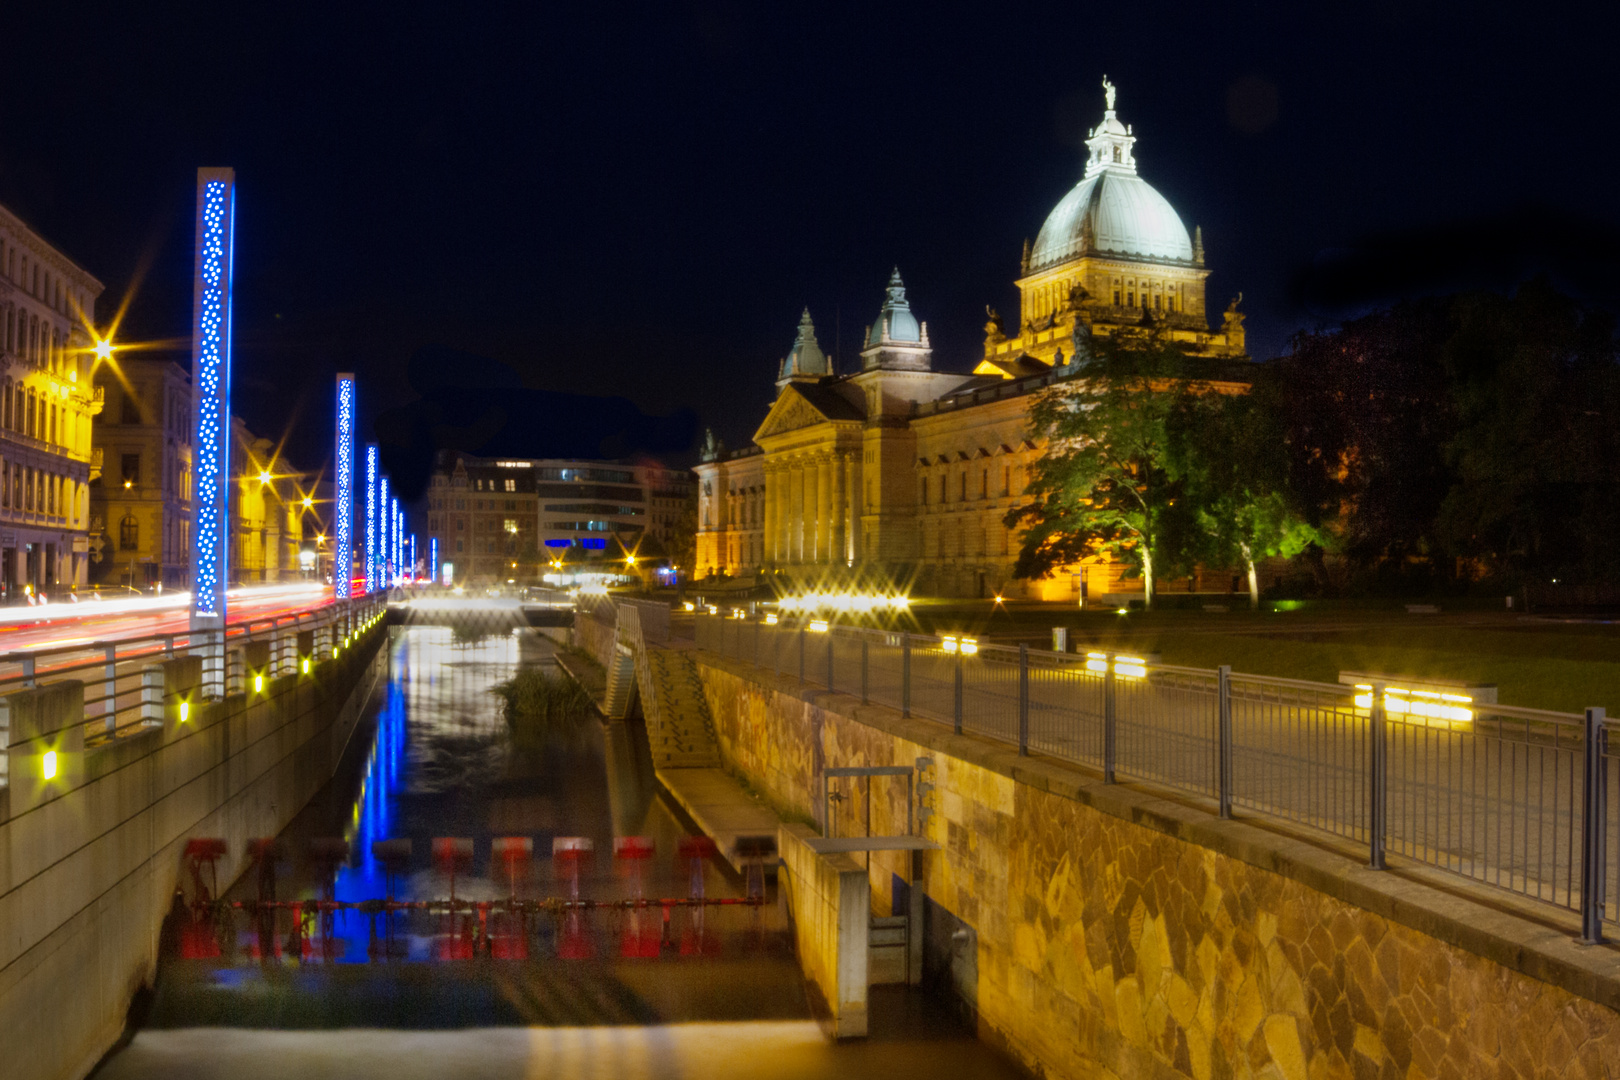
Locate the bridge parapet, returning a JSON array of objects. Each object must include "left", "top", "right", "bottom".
[{"left": 0, "top": 605, "right": 391, "bottom": 1080}]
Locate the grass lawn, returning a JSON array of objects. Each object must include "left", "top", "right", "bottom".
[{"left": 907, "top": 601, "right": 1620, "bottom": 714}]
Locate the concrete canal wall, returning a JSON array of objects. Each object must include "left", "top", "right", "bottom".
[
  {"left": 693, "top": 649, "right": 1620, "bottom": 1080},
  {"left": 0, "top": 620, "right": 390, "bottom": 1080}
]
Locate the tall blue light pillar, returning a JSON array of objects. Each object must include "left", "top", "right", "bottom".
[
  {"left": 334, "top": 374, "right": 355, "bottom": 600},
  {"left": 379, "top": 475, "right": 390, "bottom": 584},
  {"left": 365, "top": 445, "right": 378, "bottom": 593},
  {"left": 189, "top": 168, "right": 236, "bottom": 695}
]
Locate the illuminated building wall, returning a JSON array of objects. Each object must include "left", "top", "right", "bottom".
[
  {"left": 365, "top": 444, "right": 378, "bottom": 592},
  {"left": 0, "top": 199, "right": 104, "bottom": 592},
  {"left": 694, "top": 84, "right": 1253, "bottom": 599},
  {"left": 188, "top": 168, "right": 235, "bottom": 626},
  {"left": 333, "top": 374, "right": 355, "bottom": 598}
]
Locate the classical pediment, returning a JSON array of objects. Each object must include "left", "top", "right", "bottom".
[{"left": 753, "top": 384, "right": 863, "bottom": 443}]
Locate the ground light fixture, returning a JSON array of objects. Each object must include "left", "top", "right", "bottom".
[
  {"left": 179, "top": 702, "right": 190, "bottom": 723},
  {"left": 42, "top": 749, "right": 57, "bottom": 780},
  {"left": 1085, "top": 652, "right": 1147, "bottom": 678},
  {"left": 940, "top": 636, "right": 979, "bottom": 655},
  {"left": 254, "top": 674, "right": 263, "bottom": 694},
  {"left": 1353, "top": 684, "right": 1473, "bottom": 729}
]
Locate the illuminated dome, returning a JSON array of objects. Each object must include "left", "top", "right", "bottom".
[{"left": 1028, "top": 79, "right": 1195, "bottom": 271}]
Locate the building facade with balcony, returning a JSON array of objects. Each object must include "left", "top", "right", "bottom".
[
  {"left": 89, "top": 356, "right": 192, "bottom": 588},
  {"left": 0, "top": 203, "right": 104, "bottom": 595},
  {"left": 230, "top": 417, "right": 311, "bottom": 582}
]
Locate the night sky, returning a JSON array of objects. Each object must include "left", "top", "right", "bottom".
[{"left": 4, "top": 3, "right": 1615, "bottom": 498}]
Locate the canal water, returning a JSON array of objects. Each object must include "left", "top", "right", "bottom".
[{"left": 94, "top": 626, "right": 1026, "bottom": 1080}]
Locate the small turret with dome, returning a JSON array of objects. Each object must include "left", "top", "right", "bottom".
[
  {"left": 976, "top": 77, "right": 1247, "bottom": 376},
  {"left": 860, "top": 268, "right": 932, "bottom": 372},
  {"left": 777, "top": 308, "right": 830, "bottom": 387}
]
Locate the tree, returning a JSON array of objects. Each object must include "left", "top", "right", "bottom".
[
  {"left": 667, "top": 485, "right": 699, "bottom": 584},
  {"left": 1169, "top": 382, "right": 1323, "bottom": 607},
  {"left": 1435, "top": 282, "right": 1620, "bottom": 584},
  {"left": 1271, "top": 302, "right": 1455, "bottom": 581},
  {"left": 1008, "top": 334, "right": 1203, "bottom": 606}
]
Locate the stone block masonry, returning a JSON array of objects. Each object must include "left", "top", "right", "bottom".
[
  {"left": 693, "top": 650, "right": 1620, "bottom": 1080},
  {"left": 0, "top": 620, "right": 391, "bottom": 1080}
]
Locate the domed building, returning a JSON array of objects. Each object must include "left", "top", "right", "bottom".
[
  {"left": 978, "top": 76, "right": 1246, "bottom": 377},
  {"left": 694, "top": 80, "right": 1249, "bottom": 600}
]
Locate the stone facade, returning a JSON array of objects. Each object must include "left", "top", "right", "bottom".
[
  {"left": 693, "top": 653, "right": 1620, "bottom": 1080},
  {"left": 693, "top": 82, "right": 1250, "bottom": 598},
  {"left": 89, "top": 356, "right": 192, "bottom": 588},
  {"left": 0, "top": 202, "right": 105, "bottom": 594}
]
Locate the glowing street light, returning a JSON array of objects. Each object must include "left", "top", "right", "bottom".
[
  {"left": 257, "top": 470, "right": 272, "bottom": 485},
  {"left": 93, "top": 339, "right": 115, "bottom": 361}
]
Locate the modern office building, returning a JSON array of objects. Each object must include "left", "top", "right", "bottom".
[{"left": 425, "top": 451, "right": 693, "bottom": 585}]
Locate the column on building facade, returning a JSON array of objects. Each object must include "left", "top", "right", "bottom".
[
  {"left": 778, "top": 460, "right": 792, "bottom": 564},
  {"left": 786, "top": 459, "right": 801, "bottom": 564},
  {"left": 762, "top": 463, "right": 777, "bottom": 564},
  {"left": 829, "top": 450, "right": 842, "bottom": 569},
  {"left": 844, "top": 453, "right": 859, "bottom": 564},
  {"left": 808, "top": 454, "right": 825, "bottom": 563}
]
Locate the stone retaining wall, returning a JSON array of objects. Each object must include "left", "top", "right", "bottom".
[
  {"left": 694, "top": 650, "right": 1620, "bottom": 1080},
  {"left": 0, "top": 621, "right": 390, "bottom": 1080}
]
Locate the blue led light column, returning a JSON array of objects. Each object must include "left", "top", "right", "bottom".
[
  {"left": 429, "top": 536, "right": 438, "bottom": 586},
  {"left": 409, "top": 534, "right": 416, "bottom": 581},
  {"left": 379, "top": 475, "right": 390, "bottom": 584},
  {"left": 334, "top": 374, "right": 355, "bottom": 601},
  {"left": 189, "top": 168, "right": 236, "bottom": 695},
  {"left": 365, "top": 445, "right": 378, "bottom": 593},
  {"left": 392, "top": 498, "right": 401, "bottom": 584}
]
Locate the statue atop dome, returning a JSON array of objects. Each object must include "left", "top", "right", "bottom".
[{"left": 1102, "top": 75, "right": 1116, "bottom": 111}]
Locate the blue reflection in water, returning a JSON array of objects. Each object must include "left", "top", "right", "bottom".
[{"left": 319, "top": 628, "right": 519, "bottom": 962}]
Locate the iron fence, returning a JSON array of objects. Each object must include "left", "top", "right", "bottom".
[
  {"left": 0, "top": 594, "right": 386, "bottom": 770},
  {"left": 696, "top": 614, "right": 1617, "bottom": 939}
]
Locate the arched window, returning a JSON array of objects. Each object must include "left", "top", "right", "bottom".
[
  {"left": 47, "top": 475, "right": 54, "bottom": 515},
  {"left": 120, "top": 513, "right": 138, "bottom": 551}
]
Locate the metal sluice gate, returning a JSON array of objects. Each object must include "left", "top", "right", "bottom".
[{"left": 172, "top": 832, "right": 776, "bottom": 964}]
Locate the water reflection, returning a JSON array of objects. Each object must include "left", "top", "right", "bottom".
[{"left": 101, "top": 627, "right": 1027, "bottom": 1079}]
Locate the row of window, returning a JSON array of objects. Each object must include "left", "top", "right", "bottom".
[
  {"left": 921, "top": 519, "right": 1014, "bottom": 559},
  {"left": 920, "top": 465, "right": 1020, "bottom": 505},
  {"left": 2, "top": 377, "right": 78, "bottom": 450},
  {"left": 2, "top": 305, "right": 71, "bottom": 373},
  {"left": 1110, "top": 278, "right": 1181, "bottom": 313},
  {"left": 428, "top": 497, "right": 528, "bottom": 512},
  {"left": 0, "top": 239, "right": 87, "bottom": 317},
  {"left": 0, "top": 460, "right": 79, "bottom": 521}
]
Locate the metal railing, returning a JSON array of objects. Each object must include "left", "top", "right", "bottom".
[
  {"left": 696, "top": 615, "right": 1617, "bottom": 940},
  {"left": 0, "top": 593, "right": 387, "bottom": 771}
]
